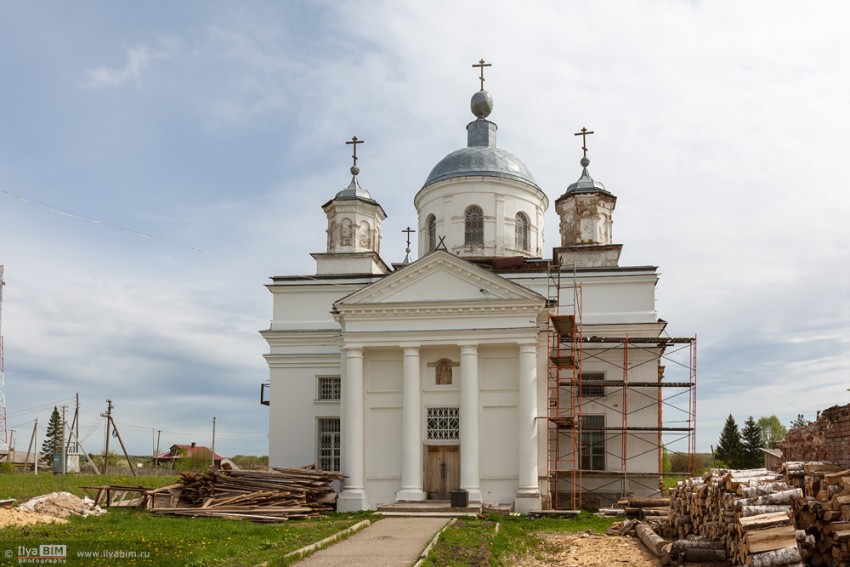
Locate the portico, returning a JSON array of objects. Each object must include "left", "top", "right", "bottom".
[{"left": 333, "top": 251, "right": 545, "bottom": 511}]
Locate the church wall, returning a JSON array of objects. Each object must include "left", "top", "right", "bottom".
[
  {"left": 269, "top": 283, "right": 361, "bottom": 331},
  {"left": 502, "top": 271, "right": 659, "bottom": 326},
  {"left": 267, "top": 359, "right": 341, "bottom": 468},
  {"left": 580, "top": 279, "right": 657, "bottom": 325},
  {"left": 364, "top": 350, "right": 403, "bottom": 506},
  {"left": 479, "top": 346, "right": 520, "bottom": 505}
]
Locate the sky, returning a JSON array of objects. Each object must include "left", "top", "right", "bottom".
[{"left": 0, "top": 0, "right": 848, "bottom": 460}]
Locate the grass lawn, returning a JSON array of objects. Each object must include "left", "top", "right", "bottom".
[
  {"left": 0, "top": 472, "right": 180, "bottom": 502},
  {"left": 0, "top": 508, "right": 371, "bottom": 566},
  {"left": 0, "top": 473, "right": 372, "bottom": 566},
  {"left": 421, "top": 511, "right": 620, "bottom": 567}
]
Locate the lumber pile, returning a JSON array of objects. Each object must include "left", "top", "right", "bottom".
[
  {"left": 787, "top": 461, "right": 850, "bottom": 566},
  {"left": 149, "top": 466, "right": 344, "bottom": 522},
  {"left": 668, "top": 468, "right": 803, "bottom": 566}
]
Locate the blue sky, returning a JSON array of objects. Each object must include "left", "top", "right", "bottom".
[{"left": 1, "top": 0, "right": 848, "bottom": 459}]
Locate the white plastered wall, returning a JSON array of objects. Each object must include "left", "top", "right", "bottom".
[{"left": 415, "top": 178, "right": 547, "bottom": 258}]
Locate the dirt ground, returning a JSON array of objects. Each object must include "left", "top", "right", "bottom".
[
  {"left": 516, "top": 531, "right": 719, "bottom": 567},
  {"left": 0, "top": 508, "right": 67, "bottom": 527},
  {"left": 517, "top": 531, "right": 661, "bottom": 566}
]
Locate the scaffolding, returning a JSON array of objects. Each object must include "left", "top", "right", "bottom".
[{"left": 546, "top": 264, "right": 697, "bottom": 510}]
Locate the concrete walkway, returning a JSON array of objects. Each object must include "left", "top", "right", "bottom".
[{"left": 294, "top": 517, "right": 450, "bottom": 567}]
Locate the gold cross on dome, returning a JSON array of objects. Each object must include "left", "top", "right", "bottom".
[
  {"left": 472, "top": 59, "right": 491, "bottom": 90},
  {"left": 346, "top": 136, "right": 364, "bottom": 166},
  {"left": 574, "top": 127, "right": 594, "bottom": 158}
]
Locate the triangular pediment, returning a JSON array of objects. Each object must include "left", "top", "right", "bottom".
[{"left": 336, "top": 251, "right": 544, "bottom": 307}]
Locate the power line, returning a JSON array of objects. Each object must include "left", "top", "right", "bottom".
[{"left": 0, "top": 187, "right": 270, "bottom": 270}]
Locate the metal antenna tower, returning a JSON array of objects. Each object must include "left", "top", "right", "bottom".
[{"left": 0, "top": 265, "right": 8, "bottom": 451}]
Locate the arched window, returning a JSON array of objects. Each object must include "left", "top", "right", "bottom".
[
  {"left": 427, "top": 214, "right": 437, "bottom": 251},
  {"left": 515, "top": 212, "right": 529, "bottom": 251},
  {"left": 464, "top": 206, "right": 483, "bottom": 245}
]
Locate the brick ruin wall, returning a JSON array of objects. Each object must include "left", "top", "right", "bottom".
[{"left": 779, "top": 403, "right": 850, "bottom": 467}]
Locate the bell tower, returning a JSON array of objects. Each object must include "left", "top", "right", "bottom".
[
  {"left": 312, "top": 137, "right": 389, "bottom": 275},
  {"left": 554, "top": 128, "right": 621, "bottom": 267}
]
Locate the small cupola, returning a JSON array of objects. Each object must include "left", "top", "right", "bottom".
[
  {"left": 554, "top": 129, "right": 622, "bottom": 267},
  {"left": 311, "top": 137, "right": 390, "bottom": 275}
]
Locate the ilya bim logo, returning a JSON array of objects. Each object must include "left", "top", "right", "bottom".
[{"left": 13, "top": 544, "right": 68, "bottom": 562}]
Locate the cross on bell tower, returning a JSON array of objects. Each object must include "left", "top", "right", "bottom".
[
  {"left": 574, "top": 127, "right": 594, "bottom": 160},
  {"left": 346, "top": 136, "right": 364, "bottom": 171}
]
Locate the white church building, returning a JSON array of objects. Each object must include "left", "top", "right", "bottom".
[{"left": 262, "top": 67, "right": 696, "bottom": 512}]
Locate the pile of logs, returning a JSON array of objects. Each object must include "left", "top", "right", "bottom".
[
  {"left": 668, "top": 468, "right": 804, "bottom": 566},
  {"left": 786, "top": 461, "right": 850, "bottom": 566},
  {"left": 149, "top": 466, "right": 344, "bottom": 522},
  {"left": 618, "top": 497, "right": 670, "bottom": 523}
]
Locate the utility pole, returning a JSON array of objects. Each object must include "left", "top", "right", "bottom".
[
  {"left": 102, "top": 399, "right": 112, "bottom": 474},
  {"left": 64, "top": 421, "right": 99, "bottom": 474},
  {"left": 100, "top": 400, "right": 135, "bottom": 477},
  {"left": 24, "top": 424, "right": 37, "bottom": 471},
  {"left": 154, "top": 430, "right": 161, "bottom": 469},
  {"left": 211, "top": 416, "right": 216, "bottom": 469},
  {"left": 0, "top": 265, "right": 8, "bottom": 451},
  {"left": 65, "top": 396, "right": 79, "bottom": 454},
  {"left": 61, "top": 405, "right": 67, "bottom": 474},
  {"left": 33, "top": 418, "right": 38, "bottom": 474},
  {"left": 8, "top": 429, "right": 14, "bottom": 463}
]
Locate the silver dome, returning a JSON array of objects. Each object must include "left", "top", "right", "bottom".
[{"left": 422, "top": 146, "right": 540, "bottom": 190}]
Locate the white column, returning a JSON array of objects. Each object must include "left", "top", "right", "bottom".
[
  {"left": 515, "top": 341, "right": 542, "bottom": 513},
  {"left": 397, "top": 345, "right": 426, "bottom": 501},
  {"left": 337, "top": 346, "right": 369, "bottom": 511},
  {"left": 459, "top": 343, "right": 482, "bottom": 503}
]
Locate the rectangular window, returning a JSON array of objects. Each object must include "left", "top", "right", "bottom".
[
  {"left": 427, "top": 407, "right": 460, "bottom": 441},
  {"left": 318, "top": 376, "right": 341, "bottom": 400},
  {"left": 317, "top": 418, "right": 341, "bottom": 471},
  {"left": 581, "top": 372, "right": 606, "bottom": 398},
  {"left": 581, "top": 415, "right": 605, "bottom": 471}
]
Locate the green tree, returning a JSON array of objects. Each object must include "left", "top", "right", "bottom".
[
  {"left": 789, "top": 413, "right": 811, "bottom": 429},
  {"left": 174, "top": 447, "right": 214, "bottom": 472},
  {"left": 741, "top": 416, "right": 764, "bottom": 468},
  {"left": 715, "top": 414, "right": 743, "bottom": 468},
  {"left": 40, "top": 406, "right": 64, "bottom": 464},
  {"left": 757, "top": 416, "right": 787, "bottom": 448},
  {"left": 231, "top": 455, "right": 269, "bottom": 470}
]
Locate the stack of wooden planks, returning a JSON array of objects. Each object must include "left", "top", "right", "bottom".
[
  {"left": 787, "top": 461, "right": 850, "bottom": 566},
  {"left": 668, "top": 468, "right": 804, "bottom": 566},
  {"left": 149, "top": 466, "right": 345, "bottom": 522}
]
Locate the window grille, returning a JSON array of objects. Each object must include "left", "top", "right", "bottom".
[
  {"left": 581, "top": 372, "right": 606, "bottom": 398},
  {"left": 464, "top": 206, "right": 483, "bottom": 245},
  {"left": 427, "top": 407, "right": 460, "bottom": 440},
  {"left": 427, "top": 215, "right": 437, "bottom": 251},
  {"left": 318, "top": 376, "right": 341, "bottom": 400},
  {"left": 317, "top": 418, "right": 341, "bottom": 471},
  {"left": 581, "top": 415, "right": 606, "bottom": 470},
  {"left": 515, "top": 212, "right": 529, "bottom": 251}
]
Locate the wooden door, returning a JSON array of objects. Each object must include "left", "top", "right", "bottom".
[{"left": 424, "top": 445, "right": 460, "bottom": 499}]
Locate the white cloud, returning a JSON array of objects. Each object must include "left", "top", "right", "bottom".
[{"left": 82, "top": 45, "right": 171, "bottom": 89}]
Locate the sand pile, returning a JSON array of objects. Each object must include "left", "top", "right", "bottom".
[{"left": 18, "top": 491, "right": 106, "bottom": 518}]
